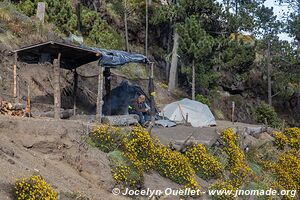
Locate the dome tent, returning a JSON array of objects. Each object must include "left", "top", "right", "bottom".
[{"left": 162, "top": 98, "right": 216, "bottom": 127}]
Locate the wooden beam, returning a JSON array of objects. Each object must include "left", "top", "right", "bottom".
[
  {"left": 96, "top": 66, "right": 104, "bottom": 122},
  {"left": 13, "top": 52, "right": 18, "bottom": 103},
  {"left": 73, "top": 69, "right": 78, "bottom": 116},
  {"left": 53, "top": 53, "right": 61, "bottom": 119}
]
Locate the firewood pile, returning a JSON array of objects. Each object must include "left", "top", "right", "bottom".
[{"left": 0, "top": 101, "right": 27, "bottom": 117}]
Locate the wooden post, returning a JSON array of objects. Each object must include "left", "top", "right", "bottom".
[
  {"left": 36, "top": 2, "right": 46, "bottom": 23},
  {"left": 76, "top": 2, "right": 81, "bottom": 33},
  {"left": 27, "top": 84, "right": 31, "bottom": 117},
  {"left": 281, "top": 120, "right": 285, "bottom": 133},
  {"left": 53, "top": 53, "right": 61, "bottom": 119},
  {"left": 192, "top": 61, "right": 195, "bottom": 100},
  {"left": 298, "top": 82, "right": 300, "bottom": 116},
  {"left": 149, "top": 63, "right": 155, "bottom": 123},
  {"left": 231, "top": 101, "right": 235, "bottom": 124},
  {"left": 73, "top": 69, "right": 78, "bottom": 116},
  {"left": 267, "top": 40, "right": 272, "bottom": 106},
  {"left": 96, "top": 66, "right": 104, "bottom": 122},
  {"left": 104, "top": 67, "right": 111, "bottom": 115},
  {"left": 185, "top": 113, "right": 189, "bottom": 124},
  {"left": 264, "top": 118, "right": 268, "bottom": 128},
  {"left": 13, "top": 52, "right": 19, "bottom": 103},
  {"left": 124, "top": 0, "right": 129, "bottom": 52}
]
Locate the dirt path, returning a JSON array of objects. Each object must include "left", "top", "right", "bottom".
[{"left": 152, "top": 120, "right": 262, "bottom": 146}]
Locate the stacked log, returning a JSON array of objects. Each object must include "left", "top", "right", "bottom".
[{"left": 0, "top": 101, "right": 27, "bottom": 117}]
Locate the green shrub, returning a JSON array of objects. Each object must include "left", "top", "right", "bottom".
[
  {"left": 254, "top": 102, "right": 281, "bottom": 128},
  {"left": 16, "top": 0, "right": 124, "bottom": 49},
  {"left": 108, "top": 150, "right": 143, "bottom": 188},
  {"left": 89, "top": 125, "right": 124, "bottom": 153},
  {"left": 195, "top": 94, "right": 211, "bottom": 107}
]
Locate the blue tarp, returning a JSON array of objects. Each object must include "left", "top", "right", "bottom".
[{"left": 89, "top": 47, "right": 149, "bottom": 67}]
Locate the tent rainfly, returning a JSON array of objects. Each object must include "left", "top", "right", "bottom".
[{"left": 162, "top": 98, "right": 216, "bottom": 127}]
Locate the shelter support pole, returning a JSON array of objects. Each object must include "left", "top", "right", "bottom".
[
  {"left": 192, "top": 61, "right": 195, "bottom": 101},
  {"left": 231, "top": 101, "right": 235, "bottom": 125},
  {"left": 27, "top": 83, "right": 31, "bottom": 117},
  {"left": 73, "top": 69, "right": 78, "bottom": 116},
  {"left": 13, "top": 52, "right": 19, "bottom": 103},
  {"left": 53, "top": 53, "right": 61, "bottom": 119},
  {"left": 104, "top": 67, "right": 111, "bottom": 115},
  {"left": 96, "top": 66, "right": 104, "bottom": 122},
  {"left": 148, "top": 62, "right": 155, "bottom": 123}
]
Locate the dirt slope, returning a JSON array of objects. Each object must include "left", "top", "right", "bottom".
[
  {"left": 0, "top": 115, "right": 187, "bottom": 200},
  {"left": 0, "top": 116, "right": 128, "bottom": 200}
]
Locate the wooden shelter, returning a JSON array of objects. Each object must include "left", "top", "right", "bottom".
[{"left": 13, "top": 41, "right": 105, "bottom": 120}]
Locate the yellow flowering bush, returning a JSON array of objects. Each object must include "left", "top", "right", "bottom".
[
  {"left": 155, "top": 145, "right": 200, "bottom": 189},
  {"left": 273, "top": 128, "right": 300, "bottom": 150},
  {"left": 15, "top": 175, "right": 57, "bottom": 200},
  {"left": 284, "top": 128, "right": 300, "bottom": 150},
  {"left": 122, "top": 126, "right": 156, "bottom": 171},
  {"left": 262, "top": 151, "right": 300, "bottom": 199},
  {"left": 112, "top": 165, "right": 142, "bottom": 187},
  {"left": 108, "top": 150, "right": 143, "bottom": 188},
  {"left": 220, "top": 128, "right": 252, "bottom": 188},
  {"left": 89, "top": 125, "right": 123, "bottom": 152},
  {"left": 209, "top": 180, "right": 236, "bottom": 200},
  {"left": 185, "top": 144, "right": 224, "bottom": 180},
  {"left": 123, "top": 126, "right": 200, "bottom": 191},
  {"left": 273, "top": 131, "right": 289, "bottom": 150},
  {"left": 284, "top": 128, "right": 300, "bottom": 138}
]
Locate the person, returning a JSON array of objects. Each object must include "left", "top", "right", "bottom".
[{"left": 128, "top": 94, "right": 150, "bottom": 125}]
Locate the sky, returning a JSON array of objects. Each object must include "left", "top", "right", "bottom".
[
  {"left": 217, "top": 0, "right": 294, "bottom": 42},
  {"left": 264, "top": 0, "right": 293, "bottom": 42}
]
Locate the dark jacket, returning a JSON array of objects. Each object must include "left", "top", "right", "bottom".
[{"left": 129, "top": 99, "right": 148, "bottom": 112}]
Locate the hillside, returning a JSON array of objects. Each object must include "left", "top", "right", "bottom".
[
  {"left": 0, "top": 0, "right": 299, "bottom": 126},
  {"left": 0, "top": 1, "right": 299, "bottom": 200}
]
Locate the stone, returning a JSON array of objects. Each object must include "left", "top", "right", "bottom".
[{"left": 101, "top": 114, "right": 139, "bottom": 126}]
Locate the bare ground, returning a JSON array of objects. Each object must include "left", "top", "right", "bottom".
[
  {"left": 152, "top": 120, "right": 262, "bottom": 146},
  {"left": 0, "top": 115, "right": 191, "bottom": 200},
  {"left": 0, "top": 116, "right": 128, "bottom": 200}
]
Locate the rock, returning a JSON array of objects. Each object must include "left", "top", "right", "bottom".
[
  {"left": 21, "top": 138, "right": 35, "bottom": 148},
  {"left": 101, "top": 114, "right": 139, "bottom": 126},
  {"left": 7, "top": 159, "right": 15, "bottom": 165},
  {"left": 258, "top": 132, "right": 274, "bottom": 142},
  {"left": 0, "top": 147, "right": 14, "bottom": 157}
]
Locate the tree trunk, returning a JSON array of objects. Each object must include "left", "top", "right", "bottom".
[
  {"left": 267, "top": 40, "right": 272, "bottom": 106},
  {"left": 168, "top": 31, "right": 179, "bottom": 92},
  {"left": 145, "top": 0, "right": 148, "bottom": 57},
  {"left": 124, "top": 0, "right": 129, "bottom": 52},
  {"left": 298, "top": 82, "right": 300, "bottom": 113},
  {"left": 234, "top": 0, "right": 238, "bottom": 41},
  {"left": 192, "top": 61, "right": 195, "bottom": 100}
]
